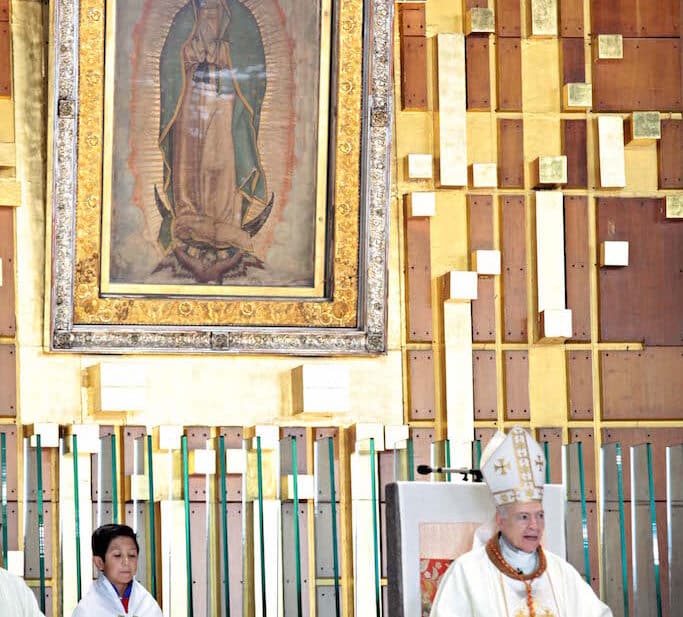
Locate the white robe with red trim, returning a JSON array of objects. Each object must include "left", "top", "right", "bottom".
[
  {"left": 429, "top": 546, "right": 613, "bottom": 617},
  {"left": 71, "top": 574, "right": 162, "bottom": 617}
]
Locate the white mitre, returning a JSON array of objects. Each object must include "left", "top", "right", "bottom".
[{"left": 480, "top": 426, "right": 546, "bottom": 505}]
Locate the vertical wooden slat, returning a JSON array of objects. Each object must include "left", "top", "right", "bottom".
[
  {"left": 401, "top": 38, "right": 427, "bottom": 110},
  {"left": 405, "top": 210, "right": 433, "bottom": 342},
  {"left": 560, "top": 0, "right": 585, "bottom": 37},
  {"left": 473, "top": 351, "right": 497, "bottom": 420},
  {"left": 496, "top": 38, "right": 522, "bottom": 111},
  {"left": 561, "top": 38, "right": 585, "bottom": 85},
  {"left": 466, "top": 34, "right": 491, "bottom": 110},
  {"left": 0, "top": 344, "right": 16, "bottom": 417},
  {"left": 496, "top": 0, "right": 521, "bottom": 37},
  {"left": 468, "top": 195, "right": 495, "bottom": 342},
  {"left": 567, "top": 351, "right": 593, "bottom": 420},
  {"left": 562, "top": 120, "right": 588, "bottom": 189},
  {"left": 498, "top": 119, "right": 524, "bottom": 187},
  {"left": 536, "top": 427, "right": 563, "bottom": 484},
  {"left": 658, "top": 119, "right": 683, "bottom": 189},
  {"left": 0, "top": 23, "right": 10, "bottom": 97},
  {"left": 0, "top": 208, "right": 16, "bottom": 337},
  {"left": 409, "top": 428, "right": 434, "bottom": 483},
  {"left": 407, "top": 350, "right": 436, "bottom": 420},
  {"left": 501, "top": 196, "right": 527, "bottom": 342},
  {"left": 504, "top": 351, "right": 530, "bottom": 420},
  {"left": 564, "top": 196, "right": 590, "bottom": 340}
]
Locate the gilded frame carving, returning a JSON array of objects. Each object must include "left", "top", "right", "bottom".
[{"left": 48, "top": 0, "right": 392, "bottom": 354}]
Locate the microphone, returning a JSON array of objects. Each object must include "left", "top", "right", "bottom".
[{"left": 416, "top": 465, "right": 484, "bottom": 482}]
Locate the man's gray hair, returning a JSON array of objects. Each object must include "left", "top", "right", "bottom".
[{"left": 496, "top": 504, "right": 511, "bottom": 519}]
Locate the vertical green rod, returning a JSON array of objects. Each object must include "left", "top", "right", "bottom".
[
  {"left": 577, "top": 442, "right": 591, "bottom": 584},
  {"left": 1, "top": 432, "right": 8, "bottom": 568},
  {"left": 256, "top": 436, "right": 267, "bottom": 617},
  {"left": 327, "top": 437, "right": 341, "bottom": 617},
  {"left": 218, "top": 436, "right": 231, "bottom": 617},
  {"left": 543, "top": 441, "right": 551, "bottom": 484},
  {"left": 616, "top": 443, "right": 630, "bottom": 617},
  {"left": 646, "top": 444, "right": 663, "bottom": 617},
  {"left": 36, "top": 435, "right": 46, "bottom": 613},
  {"left": 181, "top": 435, "right": 194, "bottom": 617},
  {"left": 72, "top": 435, "right": 83, "bottom": 601},
  {"left": 407, "top": 438, "right": 414, "bottom": 481},
  {"left": 444, "top": 439, "right": 451, "bottom": 482},
  {"left": 146, "top": 435, "right": 157, "bottom": 599},
  {"left": 110, "top": 434, "right": 119, "bottom": 524},
  {"left": 369, "top": 438, "right": 381, "bottom": 617},
  {"left": 291, "top": 438, "right": 303, "bottom": 617},
  {"left": 473, "top": 439, "right": 482, "bottom": 470}
]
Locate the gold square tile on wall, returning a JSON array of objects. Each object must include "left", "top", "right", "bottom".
[
  {"left": 624, "top": 143, "right": 658, "bottom": 193},
  {"left": 430, "top": 191, "right": 468, "bottom": 277}
]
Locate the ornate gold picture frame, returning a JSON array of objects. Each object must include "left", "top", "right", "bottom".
[{"left": 48, "top": 0, "right": 392, "bottom": 354}]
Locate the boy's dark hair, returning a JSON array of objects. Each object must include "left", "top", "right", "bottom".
[{"left": 92, "top": 524, "right": 140, "bottom": 559}]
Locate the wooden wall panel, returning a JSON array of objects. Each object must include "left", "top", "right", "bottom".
[
  {"left": 405, "top": 209, "right": 433, "bottom": 342},
  {"left": 399, "top": 6, "right": 428, "bottom": 110},
  {"left": 564, "top": 196, "right": 590, "bottom": 340},
  {"left": 569, "top": 428, "right": 596, "bottom": 500},
  {"left": 536, "top": 427, "right": 562, "bottom": 483},
  {"left": 501, "top": 196, "right": 527, "bottom": 342},
  {"left": 567, "top": 351, "right": 593, "bottom": 420},
  {"left": 496, "top": 0, "right": 521, "bottom": 37},
  {"left": 281, "top": 427, "right": 307, "bottom": 474},
  {"left": 601, "top": 349, "right": 683, "bottom": 420},
  {"left": 593, "top": 39, "right": 682, "bottom": 112},
  {"left": 0, "top": 0, "right": 9, "bottom": 20},
  {"left": 0, "top": 23, "right": 10, "bottom": 98},
  {"left": 468, "top": 195, "right": 495, "bottom": 341},
  {"left": 498, "top": 119, "right": 524, "bottom": 187},
  {"left": 408, "top": 350, "right": 436, "bottom": 420},
  {"left": 562, "top": 120, "right": 588, "bottom": 189},
  {"left": 591, "top": 0, "right": 679, "bottom": 37},
  {"left": 496, "top": 37, "right": 522, "bottom": 111},
  {"left": 658, "top": 119, "right": 683, "bottom": 189},
  {"left": 560, "top": 0, "right": 584, "bottom": 37},
  {"left": 0, "top": 344, "right": 16, "bottom": 417},
  {"left": 566, "top": 501, "right": 599, "bottom": 593},
  {"left": 0, "top": 208, "right": 16, "bottom": 336},
  {"left": 504, "top": 351, "right": 529, "bottom": 420},
  {"left": 122, "top": 425, "right": 146, "bottom": 476},
  {"left": 465, "top": 0, "right": 488, "bottom": 7},
  {"left": 598, "top": 198, "right": 683, "bottom": 345},
  {"left": 466, "top": 35, "right": 491, "bottom": 110},
  {"left": 474, "top": 428, "right": 497, "bottom": 456},
  {"left": 473, "top": 351, "right": 497, "bottom": 420},
  {"left": 0, "top": 425, "right": 17, "bottom": 498},
  {"left": 561, "top": 38, "right": 585, "bottom": 84},
  {"left": 410, "top": 428, "right": 434, "bottom": 482},
  {"left": 602, "top": 428, "right": 683, "bottom": 500}
]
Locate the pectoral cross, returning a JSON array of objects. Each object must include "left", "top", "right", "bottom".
[{"left": 494, "top": 458, "right": 511, "bottom": 475}]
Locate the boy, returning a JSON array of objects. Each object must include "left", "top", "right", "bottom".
[{"left": 72, "top": 524, "right": 162, "bottom": 617}]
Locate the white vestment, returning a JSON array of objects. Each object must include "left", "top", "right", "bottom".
[
  {"left": 430, "top": 545, "right": 613, "bottom": 617},
  {"left": 71, "top": 574, "right": 162, "bottom": 617},
  {"left": 0, "top": 568, "right": 44, "bottom": 616}
]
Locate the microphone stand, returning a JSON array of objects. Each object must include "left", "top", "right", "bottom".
[{"left": 416, "top": 464, "right": 484, "bottom": 482}]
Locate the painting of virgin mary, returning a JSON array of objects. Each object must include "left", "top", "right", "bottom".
[
  {"left": 155, "top": 0, "right": 274, "bottom": 283},
  {"left": 104, "top": 0, "right": 329, "bottom": 292}
]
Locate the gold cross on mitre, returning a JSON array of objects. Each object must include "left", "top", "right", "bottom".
[
  {"left": 535, "top": 454, "right": 545, "bottom": 471},
  {"left": 494, "top": 457, "right": 511, "bottom": 475}
]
